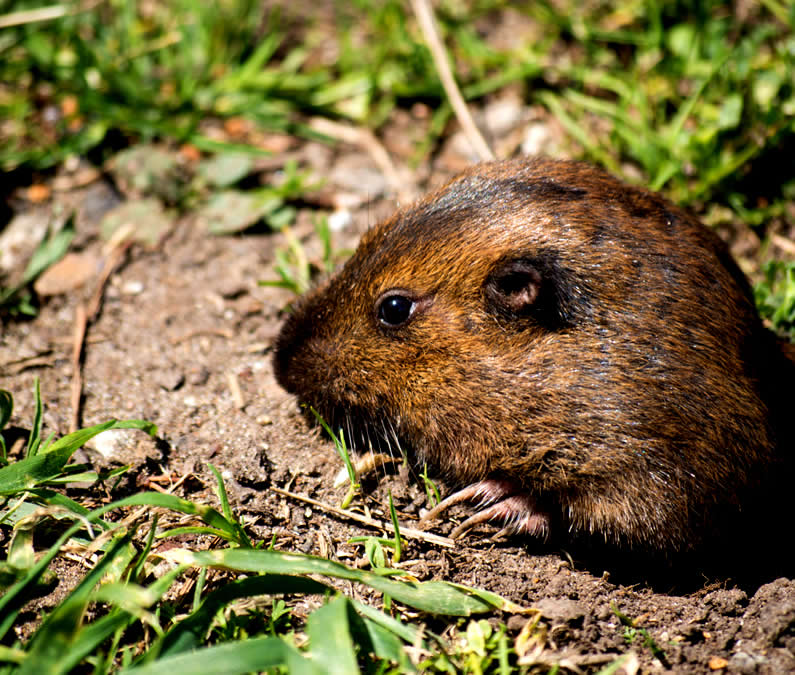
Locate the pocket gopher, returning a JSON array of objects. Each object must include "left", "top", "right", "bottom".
[{"left": 273, "top": 157, "right": 794, "bottom": 553}]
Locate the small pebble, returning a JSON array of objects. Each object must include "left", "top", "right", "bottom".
[
  {"left": 122, "top": 280, "right": 144, "bottom": 295},
  {"left": 729, "top": 652, "right": 766, "bottom": 674},
  {"left": 187, "top": 365, "right": 210, "bottom": 386},
  {"left": 536, "top": 598, "right": 586, "bottom": 626},
  {"left": 157, "top": 369, "right": 185, "bottom": 391},
  {"left": 327, "top": 209, "right": 352, "bottom": 232}
]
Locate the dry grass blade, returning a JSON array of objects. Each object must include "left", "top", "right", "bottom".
[
  {"left": 308, "top": 117, "right": 417, "bottom": 202},
  {"left": 409, "top": 0, "right": 494, "bottom": 161},
  {"left": 0, "top": 1, "right": 102, "bottom": 29},
  {"left": 272, "top": 485, "right": 455, "bottom": 549}
]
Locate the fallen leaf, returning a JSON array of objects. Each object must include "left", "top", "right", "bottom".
[
  {"left": 33, "top": 251, "right": 100, "bottom": 296},
  {"left": 197, "top": 153, "right": 254, "bottom": 188},
  {"left": 100, "top": 198, "right": 173, "bottom": 247},
  {"left": 709, "top": 656, "right": 728, "bottom": 670},
  {"left": 195, "top": 190, "right": 281, "bottom": 235},
  {"left": 27, "top": 184, "right": 51, "bottom": 203}
]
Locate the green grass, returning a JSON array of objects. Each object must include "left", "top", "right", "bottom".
[
  {"left": 1, "top": 0, "right": 305, "bottom": 169},
  {"left": 2, "top": 1, "right": 792, "bottom": 206},
  {"left": 2, "top": 380, "right": 548, "bottom": 673},
  {"left": 535, "top": 0, "right": 795, "bottom": 207},
  {"left": 260, "top": 216, "right": 347, "bottom": 297},
  {"left": 310, "top": 406, "right": 361, "bottom": 509},
  {"left": 612, "top": 604, "right": 669, "bottom": 668},
  {"left": 755, "top": 260, "right": 795, "bottom": 338},
  {"left": 0, "top": 0, "right": 531, "bottom": 171}
]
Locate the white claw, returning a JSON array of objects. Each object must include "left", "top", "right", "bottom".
[{"left": 420, "top": 479, "right": 550, "bottom": 540}]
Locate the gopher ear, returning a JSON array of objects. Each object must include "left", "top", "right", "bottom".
[
  {"left": 483, "top": 259, "right": 542, "bottom": 317},
  {"left": 484, "top": 254, "right": 589, "bottom": 329}
]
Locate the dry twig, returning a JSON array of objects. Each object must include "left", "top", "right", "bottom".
[
  {"left": 69, "top": 240, "right": 131, "bottom": 432},
  {"left": 410, "top": 0, "right": 495, "bottom": 162},
  {"left": 272, "top": 486, "right": 455, "bottom": 549},
  {"left": 0, "top": 0, "right": 103, "bottom": 29},
  {"left": 169, "top": 328, "right": 236, "bottom": 345},
  {"left": 226, "top": 370, "right": 246, "bottom": 409},
  {"left": 308, "top": 117, "right": 417, "bottom": 203},
  {"left": 1, "top": 355, "right": 55, "bottom": 375}
]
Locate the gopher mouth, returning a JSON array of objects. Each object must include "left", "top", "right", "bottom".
[
  {"left": 309, "top": 404, "right": 553, "bottom": 542},
  {"left": 305, "top": 403, "right": 410, "bottom": 462}
]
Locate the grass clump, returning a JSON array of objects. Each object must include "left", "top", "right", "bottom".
[
  {"left": 0, "top": 0, "right": 530, "bottom": 171},
  {"left": 2, "top": 2, "right": 793, "bottom": 214},
  {"left": 261, "top": 216, "right": 347, "bottom": 297},
  {"left": 755, "top": 260, "right": 795, "bottom": 339},
  {"left": 1, "top": 1, "right": 299, "bottom": 169},
  {"left": 533, "top": 1, "right": 795, "bottom": 209},
  {"left": 0, "top": 380, "right": 539, "bottom": 674}
]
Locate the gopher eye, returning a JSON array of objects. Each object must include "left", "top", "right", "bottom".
[{"left": 376, "top": 293, "right": 415, "bottom": 327}]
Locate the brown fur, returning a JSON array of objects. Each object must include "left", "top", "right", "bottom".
[{"left": 274, "top": 157, "right": 794, "bottom": 553}]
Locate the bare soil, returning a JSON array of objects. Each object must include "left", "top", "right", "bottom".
[{"left": 1, "top": 108, "right": 794, "bottom": 673}]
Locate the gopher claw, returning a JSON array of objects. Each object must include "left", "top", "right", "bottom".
[{"left": 420, "top": 479, "right": 550, "bottom": 540}]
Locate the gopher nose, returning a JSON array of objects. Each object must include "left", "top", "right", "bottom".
[
  {"left": 272, "top": 297, "right": 335, "bottom": 395},
  {"left": 273, "top": 312, "right": 309, "bottom": 393}
]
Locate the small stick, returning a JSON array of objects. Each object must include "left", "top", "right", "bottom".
[
  {"left": 69, "top": 240, "right": 131, "bottom": 432},
  {"left": 87, "top": 241, "right": 130, "bottom": 320},
  {"left": 770, "top": 232, "right": 795, "bottom": 257},
  {"left": 226, "top": 370, "right": 246, "bottom": 409},
  {"left": 2, "top": 356, "right": 55, "bottom": 375},
  {"left": 170, "top": 328, "right": 236, "bottom": 345},
  {"left": 410, "top": 0, "right": 494, "bottom": 162},
  {"left": 308, "top": 117, "right": 417, "bottom": 203},
  {"left": 69, "top": 303, "right": 87, "bottom": 433},
  {"left": 271, "top": 486, "right": 455, "bottom": 549}
]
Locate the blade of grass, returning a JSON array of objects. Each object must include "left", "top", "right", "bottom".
[
  {"left": 24, "top": 378, "right": 43, "bottom": 458},
  {"left": 65, "top": 564, "right": 187, "bottom": 673},
  {"left": 353, "top": 599, "right": 420, "bottom": 668},
  {"left": 18, "top": 530, "right": 137, "bottom": 675},
  {"left": 0, "top": 490, "right": 238, "bottom": 636},
  {"left": 163, "top": 548, "right": 518, "bottom": 616},
  {"left": 206, "top": 462, "right": 251, "bottom": 547},
  {"left": 0, "top": 391, "right": 11, "bottom": 463},
  {"left": 20, "top": 216, "right": 76, "bottom": 288},
  {"left": 352, "top": 598, "right": 422, "bottom": 645},
  {"left": 41, "top": 419, "right": 157, "bottom": 454},
  {"left": 0, "top": 390, "right": 12, "bottom": 432},
  {"left": 538, "top": 92, "right": 620, "bottom": 173},
  {"left": 16, "top": 595, "right": 85, "bottom": 675},
  {"left": 0, "top": 420, "right": 155, "bottom": 495},
  {"left": 156, "top": 574, "right": 329, "bottom": 658},
  {"left": 120, "top": 636, "right": 323, "bottom": 675},
  {"left": 387, "top": 491, "right": 403, "bottom": 564},
  {"left": 305, "top": 596, "right": 359, "bottom": 675}
]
